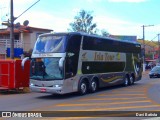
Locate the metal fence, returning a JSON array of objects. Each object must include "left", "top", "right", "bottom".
[
  {"left": 0, "top": 39, "right": 23, "bottom": 48},
  {"left": 0, "top": 39, "right": 23, "bottom": 59}
]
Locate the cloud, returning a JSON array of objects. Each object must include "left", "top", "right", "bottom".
[
  {"left": 0, "top": 0, "right": 155, "bottom": 40},
  {"left": 108, "top": 0, "right": 147, "bottom": 3},
  {"left": 93, "top": 14, "right": 157, "bottom": 40},
  {"left": 86, "top": 0, "right": 103, "bottom": 2},
  {"left": 15, "top": 10, "right": 151, "bottom": 39},
  {"left": 15, "top": 11, "right": 71, "bottom": 32},
  {"left": 0, "top": 0, "right": 37, "bottom": 22},
  {"left": 94, "top": 15, "right": 143, "bottom": 38},
  {"left": 79, "top": 0, "right": 147, "bottom": 3},
  {"left": 0, "top": 0, "right": 35, "bottom": 7}
]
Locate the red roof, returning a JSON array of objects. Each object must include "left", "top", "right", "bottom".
[{"left": 0, "top": 26, "right": 53, "bottom": 34}]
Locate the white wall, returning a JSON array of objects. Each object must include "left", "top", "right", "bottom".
[{"left": 23, "top": 29, "right": 52, "bottom": 52}]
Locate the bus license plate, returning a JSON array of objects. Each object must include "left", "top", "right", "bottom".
[{"left": 40, "top": 88, "right": 46, "bottom": 92}]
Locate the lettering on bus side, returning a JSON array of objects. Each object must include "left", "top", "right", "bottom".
[{"left": 94, "top": 52, "right": 115, "bottom": 61}]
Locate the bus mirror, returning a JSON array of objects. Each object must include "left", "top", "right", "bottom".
[
  {"left": 66, "top": 72, "right": 74, "bottom": 77},
  {"left": 59, "top": 57, "right": 64, "bottom": 70},
  {"left": 21, "top": 57, "right": 29, "bottom": 70}
]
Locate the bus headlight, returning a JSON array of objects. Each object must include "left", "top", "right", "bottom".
[
  {"left": 53, "top": 84, "right": 62, "bottom": 88},
  {"left": 30, "top": 83, "right": 34, "bottom": 86}
]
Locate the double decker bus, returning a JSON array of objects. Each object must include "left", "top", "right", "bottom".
[{"left": 30, "top": 32, "right": 142, "bottom": 95}]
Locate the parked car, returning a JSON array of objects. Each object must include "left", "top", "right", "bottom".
[
  {"left": 149, "top": 66, "right": 160, "bottom": 78},
  {"left": 156, "top": 63, "right": 160, "bottom": 66}
]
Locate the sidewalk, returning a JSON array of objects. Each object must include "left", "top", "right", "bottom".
[{"left": 142, "top": 70, "right": 149, "bottom": 75}]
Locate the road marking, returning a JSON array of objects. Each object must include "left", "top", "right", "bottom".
[
  {"left": 110, "top": 91, "right": 146, "bottom": 93},
  {"left": 46, "top": 117, "right": 92, "bottom": 120},
  {"left": 100, "top": 87, "right": 149, "bottom": 91},
  {"left": 110, "top": 88, "right": 147, "bottom": 91},
  {"left": 78, "top": 96, "right": 148, "bottom": 101},
  {"left": 62, "top": 105, "right": 160, "bottom": 111},
  {"left": 98, "top": 93, "right": 146, "bottom": 96},
  {"left": 30, "top": 82, "right": 157, "bottom": 113},
  {"left": 143, "top": 117, "right": 160, "bottom": 120},
  {"left": 56, "top": 100, "right": 151, "bottom": 107},
  {"left": 32, "top": 97, "right": 148, "bottom": 111}
]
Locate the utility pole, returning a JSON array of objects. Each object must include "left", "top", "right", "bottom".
[
  {"left": 158, "top": 34, "right": 160, "bottom": 62},
  {"left": 9, "top": 0, "right": 40, "bottom": 59},
  {"left": 141, "top": 25, "right": 154, "bottom": 72},
  {"left": 10, "top": 0, "right": 14, "bottom": 59}
]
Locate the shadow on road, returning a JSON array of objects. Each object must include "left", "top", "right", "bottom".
[
  {"left": 35, "top": 82, "right": 143, "bottom": 100},
  {"left": 0, "top": 90, "right": 27, "bottom": 95}
]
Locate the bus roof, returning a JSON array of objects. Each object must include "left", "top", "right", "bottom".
[{"left": 39, "top": 32, "right": 141, "bottom": 45}]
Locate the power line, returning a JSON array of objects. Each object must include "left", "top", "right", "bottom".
[
  {"left": 150, "top": 35, "right": 158, "bottom": 41},
  {"left": 144, "top": 35, "right": 158, "bottom": 47},
  {"left": 15, "top": 0, "right": 40, "bottom": 21},
  {"left": 9, "top": 0, "right": 40, "bottom": 59},
  {"left": 141, "top": 24, "right": 154, "bottom": 72}
]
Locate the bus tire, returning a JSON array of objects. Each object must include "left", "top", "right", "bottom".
[
  {"left": 129, "top": 75, "right": 135, "bottom": 85},
  {"left": 78, "top": 80, "right": 88, "bottom": 95},
  {"left": 123, "top": 75, "right": 129, "bottom": 87},
  {"left": 90, "top": 79, "right": 98, "bottom": 93}
]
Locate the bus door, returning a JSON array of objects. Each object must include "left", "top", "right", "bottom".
[{"left": 64, "top": 35, "right": 81, "bottom": 91}]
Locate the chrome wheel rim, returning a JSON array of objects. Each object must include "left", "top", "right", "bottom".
[
  {"left": 91, "top": 81, "right": 96, "bottom": 91},
  {"left": 81, "top": 83, "right": 86, "bottom": 94},
  {"left": 130, "top": 77, "right": 133, "bottom": 84},
  {"left": 125, "top": 78, "right": 128, "bottom": 86}
]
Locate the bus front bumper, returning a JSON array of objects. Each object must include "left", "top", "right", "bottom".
[{"left": 30, "top": 85, "right": 64, "bottom": 94}]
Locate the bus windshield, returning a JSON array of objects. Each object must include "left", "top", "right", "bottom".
[
  {"left": 30, "top": 58, "right": 64, "bottom": 80},
  {"left": 33, "top": 35, "right": 67, "bottom": 53}
]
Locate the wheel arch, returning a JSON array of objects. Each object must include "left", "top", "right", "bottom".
[
  {"left": 125, "top": 73, "right": 130, "bottom": 80},
  {"left": 90, "top": 76, "right": 99, "bottom": 89},
  {"left": 78, "top": 77, "right": 90, "bottom": 90}
]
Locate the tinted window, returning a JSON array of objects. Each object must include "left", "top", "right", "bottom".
[
  {"left": 82, "top": 36, "right": 141, "bottom": 53},
  {"left": 82, "top": 62, "right": 125, "bottom": 74}
]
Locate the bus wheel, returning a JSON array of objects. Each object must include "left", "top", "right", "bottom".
[
  {"left": 129, "top": 76, "right": 134, "bottom": 85},
  {"left": 78, "top": 80, "right": 88, "bottom": 95},
  {"left": 90, "top": 79, "right": 97, "bottom": 93},
  {"left": 123, "top": 76, "right": 129, "bottom": 87}
]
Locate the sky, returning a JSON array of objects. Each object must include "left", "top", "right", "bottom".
[{"left": 0, "top": 0, "right": 160, "bottom": 41}]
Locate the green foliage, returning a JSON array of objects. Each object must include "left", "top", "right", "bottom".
[
  {"left": 68, "top": 10, "right": 98, "bottom": 34},
  {"left": 137, "top": 39, "right": 158, "bottom": 47},
  {"left": 101, "top": 29, "right": 110, "bottom": 37},
  {"left": 145, "top": 53, "right": 153, "bottom": 59}
]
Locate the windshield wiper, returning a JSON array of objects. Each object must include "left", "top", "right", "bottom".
[{"left": 42, "top": 64, "right": 46, "bottom": 79}]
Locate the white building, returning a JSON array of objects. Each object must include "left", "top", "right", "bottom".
[{"left": 0, "top": 26, "right": 53, "bottom": 59}]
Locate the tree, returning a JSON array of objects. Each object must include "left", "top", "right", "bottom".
[
  {"left": 68, "top": 10, "right": 97, "bottom": 34},
  {"left": 101, "top": 29, "right": 110, "bottom": 37}
]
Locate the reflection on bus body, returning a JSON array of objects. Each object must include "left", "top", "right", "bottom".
[{"left": 33, "top": 35, "right": 67, "bottom": 54}]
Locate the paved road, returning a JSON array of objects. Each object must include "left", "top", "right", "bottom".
[{"left": 0, "top": 72, "right": 160, "bottom": 120}]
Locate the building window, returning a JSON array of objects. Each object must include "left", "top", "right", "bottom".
[{"left": 14, "top": 34, "right": 19, "bottom": 40}]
